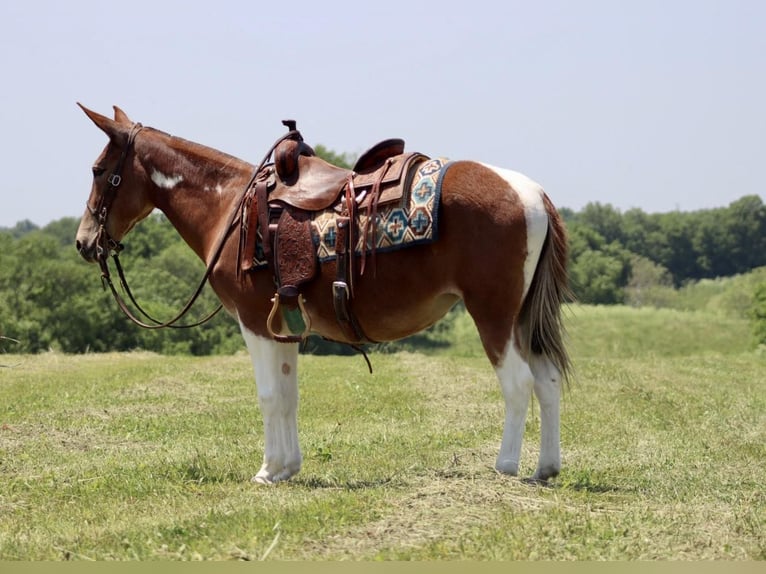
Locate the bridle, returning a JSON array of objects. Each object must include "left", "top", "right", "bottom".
[
  {"left": 88, "top": 121, "right": 225, "bottom": 329},
  {"left": 89, "top": 121, "right": 302, "bottom": 330},
  {"left": 88, "top": 122, "right": 143, "bottom": 262}
]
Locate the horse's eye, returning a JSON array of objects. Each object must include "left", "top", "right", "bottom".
[{"left": 92, "top": 166, "right": 106, "bottom": 177}]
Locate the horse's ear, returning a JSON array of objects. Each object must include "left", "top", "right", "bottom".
[
  {"left": 77, "top": 102, "right": 127, "bottom": 143},
  {"left": 113, "top": 105, "right": 132, "bottom": 125}
]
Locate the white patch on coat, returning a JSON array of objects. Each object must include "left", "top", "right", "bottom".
[
  {"left": 480, "top": 163, "right": 548, "bottom": 298},
  {"left": 150, "top": 169, "right": 184, "bottom": 190}
]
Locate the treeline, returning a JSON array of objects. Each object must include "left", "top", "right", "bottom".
[
  {"left": 0, "top": 217, "right": 242, "bottom": 355},
  {"left": 1, "top": 194, "right": 764, "bottom": 354},
  {"left": 563, "top": 195, "right": 766, "bottom": 305}
]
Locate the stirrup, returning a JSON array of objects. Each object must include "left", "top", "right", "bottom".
[{"left": 266, "top": 289, "right": 312, "bottom": 343}]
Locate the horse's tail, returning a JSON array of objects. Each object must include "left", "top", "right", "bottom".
[{"left": 517, "top": 192, "right": 573, "bottom": 384}]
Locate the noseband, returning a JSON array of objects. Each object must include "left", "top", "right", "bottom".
[{"left": 87, "top": 121, "right": 144, "bottom": 264}]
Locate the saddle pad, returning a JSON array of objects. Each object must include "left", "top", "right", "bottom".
[
  {"left": 314, "top": 157, "right": 453, "bottom": 260},
  {"left": 250, "top": 157, "right": 453, "bottom": 267}
]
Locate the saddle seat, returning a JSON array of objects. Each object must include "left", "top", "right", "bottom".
[
  {"left": 270, "top": 130, "right": 406, "bottom": 211},
  {"left": 271, "top": 153, "right": 351, "bottom": 211}
]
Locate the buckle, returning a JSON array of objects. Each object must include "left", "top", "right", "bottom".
[{"left": 333, "top": 281, "right": 349, "bottom": 300}]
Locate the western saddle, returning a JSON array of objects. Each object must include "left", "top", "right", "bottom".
[{"left": 238, "top": 120, "right": 428, "bottom": 345}]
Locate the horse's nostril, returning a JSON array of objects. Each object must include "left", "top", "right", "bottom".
[{"left": 75, "top": 239, "right": 82, "bottom": 252}]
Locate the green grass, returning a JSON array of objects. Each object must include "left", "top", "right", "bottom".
[{"left": 0, "top": 305, "right": 763, "bottom": 560}]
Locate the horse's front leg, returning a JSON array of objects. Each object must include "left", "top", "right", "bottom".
[{"left": 239, "top": 326, "right": 302, "bottom": 484}]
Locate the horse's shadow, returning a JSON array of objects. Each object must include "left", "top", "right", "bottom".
[
  {"left": 292, "top": 475, "right": 399, "bottom": 491},
  {"left": 536, "top": 475, "right": 622, "bottom": 493},
  {"left": 294, "top": 469, "right": 621, "bottom": 494},
  {"left": 174, "top": 459, "right": 621, "bottom": 494}
]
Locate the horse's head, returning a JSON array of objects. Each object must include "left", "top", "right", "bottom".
[{"left": 75, "top": 104, "right": 155, "bottom": 263}]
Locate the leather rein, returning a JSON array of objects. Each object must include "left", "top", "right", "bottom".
[{"left": 92, "top": 122, "right": 300, "bottom": 330}]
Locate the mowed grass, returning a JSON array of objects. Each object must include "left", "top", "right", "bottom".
[{"left": 0, "top": 305, "right": 763, "bottom": 560}]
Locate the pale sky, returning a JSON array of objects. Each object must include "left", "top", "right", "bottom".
[{"left": 1, "top": 0, "right": 763, "bottom": 227}]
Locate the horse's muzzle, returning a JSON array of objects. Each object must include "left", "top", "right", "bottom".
[{"left": 75, "top": 238, "right": 99, "bottom": 263}]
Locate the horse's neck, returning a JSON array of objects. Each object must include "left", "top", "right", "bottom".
[{"left": 140, "top": 133, "right": 254, "bottom": 264}]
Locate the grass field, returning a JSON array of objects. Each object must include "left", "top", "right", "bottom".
[{"left": 0, "top": 305, "right": 763, "bottom": 560}]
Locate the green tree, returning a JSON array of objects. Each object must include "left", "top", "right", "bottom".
[
  {"left": 313, "top": 144, "right": 354, "bottom": 169},
  {"left": 577, "top": 202, "right": 625, "bottom": 245},
  {"left": 123, "top": 213, "right": 179, "bottom": 259},
  {"left": 42, "top": 217, "right": 80, "bottom": 248},
  {"left": 751, "top": 283, "right": 766, "bottom": 346},
  {"left": 722, "top": 195, "right": 766, "bottom": 273},
  {"left": 567, "top": 222, "right": 630, "bottom": 303},
  {"left": 624, "top": 254, "right": 675, "bottom": 307},
  {"left": 5, "top": 219, "right": 38, "bottom": 238},
  {"left": 569, "top": 243, "right": 632, "bottom": 304}
]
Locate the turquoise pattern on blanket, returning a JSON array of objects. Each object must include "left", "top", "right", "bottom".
[{"left": 313, "top": 156, "right": 452, "bottom": 261}]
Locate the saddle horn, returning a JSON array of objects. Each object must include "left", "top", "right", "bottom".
[{"left": 276, "top": 119, "right": 315, "bottom": 185}]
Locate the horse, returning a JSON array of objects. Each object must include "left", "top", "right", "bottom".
[{"left": 74, "top": 104, "right": 572, "bottom": 485}]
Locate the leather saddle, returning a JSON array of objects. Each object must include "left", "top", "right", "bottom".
[
  {"left": 271, "top": 124, "right": 409, "bottom": 211},
  {"left": 239, "top": 120, "right": 428, "bottom": 344}
]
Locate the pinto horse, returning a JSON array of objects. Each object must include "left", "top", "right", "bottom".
[{"left": 75, "top": 104, "right": 572, "bottom": 484}]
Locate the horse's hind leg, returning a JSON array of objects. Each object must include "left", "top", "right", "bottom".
[
  {"left": 493, "top": 336, "right": 535, "bottom": 476},
  {"left": 529, "top": 354, "right": 562, "bottom": 481},
  {"left": 239, "top": 325, "right": 302, "bottom": 484}
]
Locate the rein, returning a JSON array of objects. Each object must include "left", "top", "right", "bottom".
[{"left": 94, "top": 123, "right": 302, "bottom": 330}]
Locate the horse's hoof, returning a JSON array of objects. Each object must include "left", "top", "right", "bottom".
[
  {"left": 251, "top": 474, "right": 276, "bottom": 486},
  {"left": 494, "top": 458, "right": 519, "bottom": 476},
  {"left": 532, "top": 465, "right": 560, "bottom": 482},
  {"left": 521, "top": 476, "right": 554, "bottom": 487},
  {"left": 251, "top": 463, "right": 301, "bottom": 485}
]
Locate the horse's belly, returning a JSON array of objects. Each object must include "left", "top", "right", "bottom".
[{"left": 302, "top": 245, "right": 461, "bottom": 343}]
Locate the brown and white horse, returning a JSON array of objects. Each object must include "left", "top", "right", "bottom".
[{"left": 75, "top": 105, "right": 572, "bottom": 484}]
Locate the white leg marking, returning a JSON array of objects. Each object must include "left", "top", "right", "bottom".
[
  {"left": 150, "top": 169, "right": 184, "bottom": 190},
  {"left": 529, "top": 355, "right": 562, "bottom": 480},
  {"left": 494, "top": 337, "right": 535, "bottom": 476},
  {"left": 480, "top": 164, "right": 549, "bottom": 298},
  {"left": 239, "top": 325, "right": 302, "bottom": 484}
]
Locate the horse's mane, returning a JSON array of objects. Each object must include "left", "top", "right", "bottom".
[{"left": 141, "top": 126, "right": 254, "bottom": 176}]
